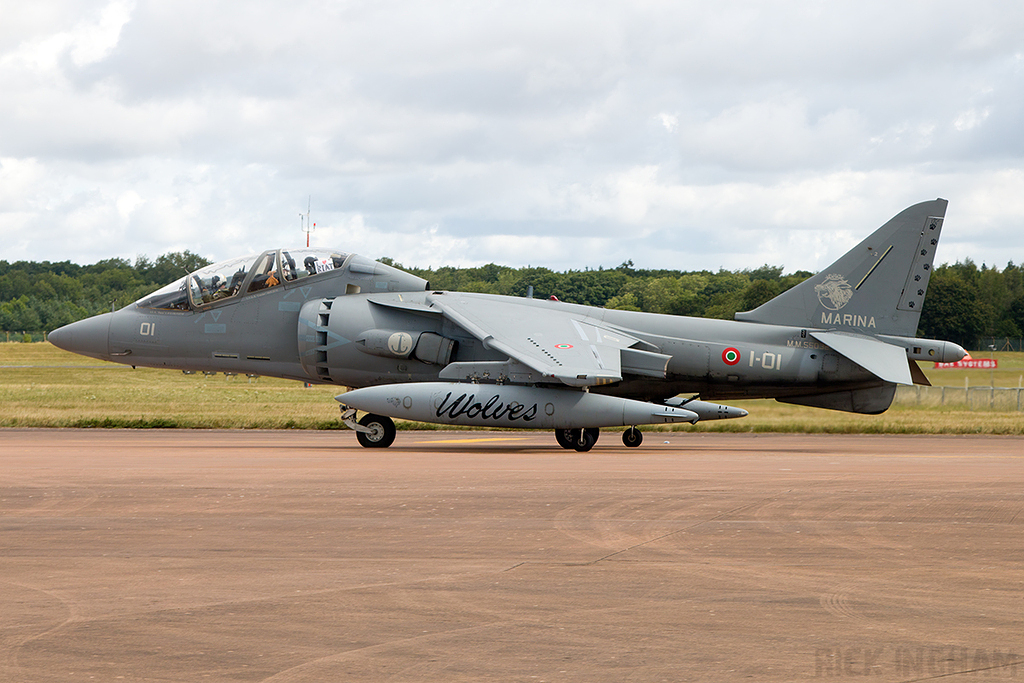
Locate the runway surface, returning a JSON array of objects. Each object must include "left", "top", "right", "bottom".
[{"left": 1, "top": 429, "right": 1022, "bottom": 682}]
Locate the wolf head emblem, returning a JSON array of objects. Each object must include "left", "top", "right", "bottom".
[{"left": 814, "top": 274, "right": 853, "bottom": 311}]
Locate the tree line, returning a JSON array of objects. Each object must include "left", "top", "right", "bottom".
[
  {"left": 0, "top": 252, "right": 210, "bottom": 340},
  {"left": 2, "top": 251, "right": 1022, "bottom": 350}
]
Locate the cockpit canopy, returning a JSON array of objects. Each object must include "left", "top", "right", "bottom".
[{"left": 137, "top": 248, "right": 391, "bottom": 311}]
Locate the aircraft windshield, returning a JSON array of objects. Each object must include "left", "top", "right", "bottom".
[
  {"left": 136, "top": 249, "right": 352, "bottom": 310},
  {"left": 137, "top": 275, "right": 190, "bottom": 310},
  {"left": 190, "top": 255, "right": 256, "bottom": 305},
  {"left": 280, "top": 249, "right": 348, "bottom": 281}
]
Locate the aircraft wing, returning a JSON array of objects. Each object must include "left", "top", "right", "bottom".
[{"left": 424, "top": 292, "right": 661, "bottom": 387}]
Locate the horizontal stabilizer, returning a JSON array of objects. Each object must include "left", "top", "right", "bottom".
[{"left": 810, "top": 331, "right": 912, "bottom": 385}]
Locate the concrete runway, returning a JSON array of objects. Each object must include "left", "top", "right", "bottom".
[{"left": 1, "top": 429, "right": 1022, "bottom": 682}]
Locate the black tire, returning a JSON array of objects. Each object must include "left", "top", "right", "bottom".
[
  {"left": 573, "top": 427, "right": 599, "bottom": 452},
  {"left": 622, "top": 427, "right": 643, "bottom": 448},
  {"left": 356, "top": 414, "right": 396, "bottom": 448},
  {"left": 554, "top": 428, "right": 577, "bottom": 449}
]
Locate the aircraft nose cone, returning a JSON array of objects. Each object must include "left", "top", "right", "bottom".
[{"left": 48, "top": 314, "right": 112, "bottom": 360}]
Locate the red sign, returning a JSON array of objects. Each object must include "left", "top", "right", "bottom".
[{"left": 934, "top": 359, "right": 998, "bottom": 369}]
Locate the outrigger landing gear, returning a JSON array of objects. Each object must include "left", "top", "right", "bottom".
[
  {"left": 340, "top": 406, "right": 397, "bottom": 448},
  {"left": 553, "top": 428, "right": 599, "bottom": 452},
  {"left": 622, "top": 427, "right": 643, "bottom": 448}
]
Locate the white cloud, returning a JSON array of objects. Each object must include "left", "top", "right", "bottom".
[
  {"left": 69, "top": 0, "right": 134, "bottom": 67},
  {"left": 678, "top": 99, "right": 868, "bottom": 171},
  {"left": 1, "top": 0, "right": 1024, "bottom": 277},
  {"left": 657, "top": 113, "right": 678, "bottom": 133},
  {"left": 954, "top": 107, "right": 991, "bottom": 131}
]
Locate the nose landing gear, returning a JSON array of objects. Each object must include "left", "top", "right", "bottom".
[
  {"left": 341, "top": 406, "right": 398, "bottom": 448},
  {"left": 355, "top": 413, "right": 397, "bottom": 448}
]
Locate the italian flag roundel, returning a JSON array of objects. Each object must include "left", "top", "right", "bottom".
[{"left": 722, "top": 347, "right": 740, "bottom": 365}]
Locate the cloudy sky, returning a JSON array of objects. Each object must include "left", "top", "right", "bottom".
[{"left": 2, "top": 1, "right": 1023, "bottom": 274}]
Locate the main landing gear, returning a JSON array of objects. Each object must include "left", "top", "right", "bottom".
[
  {"left": 574, "top": 428, "right": 598, "bottom": 452},
  {"left": 554, "top": 428, "right": 600, "bottom": 452},
  {"left": 554, "top": 426, "right": 646, "bottom": 450}
]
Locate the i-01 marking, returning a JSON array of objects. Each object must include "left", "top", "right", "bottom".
[{"left": 749, "top": 351, "right": 782, "bottom": 370}]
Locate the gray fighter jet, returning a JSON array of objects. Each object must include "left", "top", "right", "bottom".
[{"left": 49, "top": 199, "right": 965, "bottom": 450}]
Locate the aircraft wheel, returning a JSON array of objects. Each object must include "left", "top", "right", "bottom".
[
  {"left": 622, "top": 427, "right": 643, "bottom": 448},
  {"left": 554, "top": 428, "right": 577, "bottom": 449},
  {"left": 356, "top": 414, "right": 396, "bottom": 448},
  {"left": 573, "top": 428, "right": 599, "bottom": 452}
]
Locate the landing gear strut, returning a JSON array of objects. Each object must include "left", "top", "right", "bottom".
[{"left": 553, "top": 428, "right": 599, "bottom": 452}]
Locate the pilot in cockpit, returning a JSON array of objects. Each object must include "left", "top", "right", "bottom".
[
  {"left": 227, "top": 268, "right": 246, "bottom": 296},
  {"left": 247, "top": 253, "right": 281, "bottom": 292},
  {"left": 209, "top": 275, "right": 225, "bottom": 296},
  {"left": 304, "top": 256, "right": 318, "bottom": 276},
  {"left": 303, "top": 255, "right": 341, "bottom": 275}
]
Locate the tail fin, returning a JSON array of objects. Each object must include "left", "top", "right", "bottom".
[{"left": 734, "top": 199, "right": 947, "bottom": 337}]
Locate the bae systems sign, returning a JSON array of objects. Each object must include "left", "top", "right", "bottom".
[{"left": 934, "top": 353, "right": 998, "bottom": 369}]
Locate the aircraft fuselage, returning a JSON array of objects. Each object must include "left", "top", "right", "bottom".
[{"left": 48, "top": 200, "right": 968, "bottom": 448}]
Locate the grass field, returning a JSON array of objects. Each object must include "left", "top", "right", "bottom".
[{"left": 1, "top": 343, "right": 1022, "bottom": 434}]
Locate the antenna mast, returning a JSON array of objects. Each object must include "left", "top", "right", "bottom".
[{"left": 300, "top": 196, "right": 315, "bottom": 247}]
